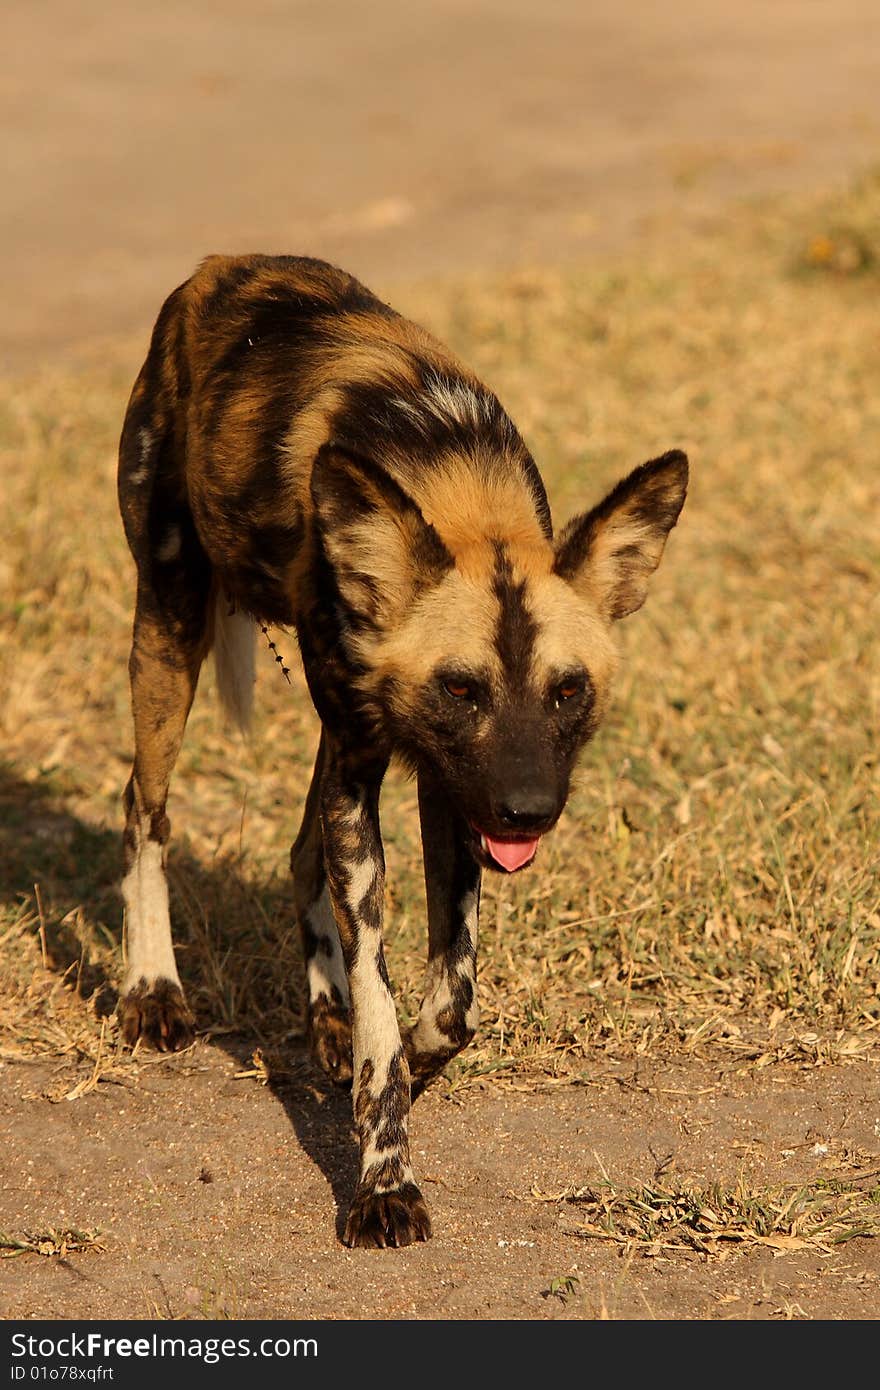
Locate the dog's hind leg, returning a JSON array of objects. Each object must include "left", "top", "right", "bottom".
[
  {"left": 118, "top": 574, "right": 209, "bottom": 1049},
  {"left": 404, "top": 767, "right": 482, "bottom": 1094},
  {"left": 291, "top": 731, "right": 353, "bottom": 1086},
  {"left": 117, "top": 372, "right": 212, "bottom": 1049}
]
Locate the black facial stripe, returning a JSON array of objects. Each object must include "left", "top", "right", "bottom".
[{"left": 492, "top": 542, "right": 538, "bottom": 691}]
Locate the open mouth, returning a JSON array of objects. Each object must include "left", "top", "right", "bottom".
[{"left": 473, "top": 829, "right": 541, "bottom": 874}]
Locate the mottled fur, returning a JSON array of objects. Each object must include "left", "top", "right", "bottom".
[{"left": 117, "top": 254, "right": 688, "bottom": 1247}]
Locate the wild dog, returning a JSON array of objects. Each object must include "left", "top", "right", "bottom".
[{"left": 117, "top": 253, "right": 687, "bottom": 1248}]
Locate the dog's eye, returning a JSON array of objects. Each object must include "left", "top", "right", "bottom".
[
  {"left": 443, "top": 678, "right": 475, "bottom": 701},
  {"left": 555, "top": 677, "right": 584, "bottom": 707}
]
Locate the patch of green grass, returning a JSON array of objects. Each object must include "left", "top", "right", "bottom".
[{"left": 544, "top": 1273, "right": 581, "bottom": 1303}]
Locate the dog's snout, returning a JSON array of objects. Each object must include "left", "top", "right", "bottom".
[{"left": 493, "top": 789, "right": 557, "bottom": 832}]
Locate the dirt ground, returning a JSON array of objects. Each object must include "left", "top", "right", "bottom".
[
  {"left": 2, "top": 1051, "right": 879, "bottom": 1321},
  {"left": 2, "top": 1, "right": 879, "bottom": 1322}
]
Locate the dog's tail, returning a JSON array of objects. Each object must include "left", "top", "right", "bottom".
[{"left": 213, "top": 595, "right": 256, "bottom": 734}]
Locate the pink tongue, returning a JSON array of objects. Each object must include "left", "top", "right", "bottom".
[{"left": 484, "top": 835, "right": 540, "bottom": 872}]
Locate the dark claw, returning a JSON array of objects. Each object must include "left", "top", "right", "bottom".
[
  {"left": 343, "top": 1182, "right": 432, "bottom": 1249},
  {"left": 117, "top": 978, "right": 195, "bottom": 1052}
]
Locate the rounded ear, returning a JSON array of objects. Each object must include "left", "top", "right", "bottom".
[
  {"left": 311, "top": 442, "right": 452, "bottom": 627},
  {"left": 554, "top": 450, "right": 688, "bottom": 621}
]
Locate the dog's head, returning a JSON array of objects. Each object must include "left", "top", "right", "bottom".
[{"left": 312, "top": 444, "right": 687, "bottom": 872}]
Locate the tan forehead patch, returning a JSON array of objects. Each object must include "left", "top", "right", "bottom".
[
  {"left": 527, "top": 572, "right": 619, "bottom": 693},
  {"left": 415, "top": 463, "right": 550, "bottom": 566},
  {"left": 370, "top": 568, "right": 502, "bottom": 688}
]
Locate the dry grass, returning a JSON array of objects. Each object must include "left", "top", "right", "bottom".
[
  {"left": 0, "top": 1228, "right": 104, "bottom": 1260},
  {"left": 1, "top": 169, "right": 878, "bottom": 1100},
  {"left": 549, "top": 1171, "right": 880, "bottom": 1257}
]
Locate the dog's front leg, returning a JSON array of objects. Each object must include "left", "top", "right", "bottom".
[
  {"left": 404, "top": 768, "right": 481, "bottom": 1094},
  {"left": 320, "top": 747, "right": 432, "bottom": 1248}
]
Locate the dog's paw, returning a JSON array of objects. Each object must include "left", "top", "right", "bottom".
[
  {"left": 343, "top": 1182, "right": 432, "bottom": 1249},
  {"left": 308, "top": 996, "right": 353, "bottom": 1087},
  {"left": 118, "top": 978, "right": 195, "bottom": 1052}
]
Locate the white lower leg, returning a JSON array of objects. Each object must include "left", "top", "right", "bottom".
[
  {"left": 121, "top": 817, "right": 181, "bottom": 994},
  {"left": 351, "top": 931, "right": 414, "bottom": 1194},
  {"left": 410, "top": 885, "right": 479, "bottom": 1054},
  {"left": 304, "top": 883, "right": 350, "bottom": 1007}
]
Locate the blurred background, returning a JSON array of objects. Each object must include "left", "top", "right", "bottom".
[{"left": 2, "top": 0, "right": 878, "bottom": 370}]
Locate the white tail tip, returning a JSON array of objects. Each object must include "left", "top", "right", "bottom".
[{"left": 213, "top": 596, "right": 256, "bottom": 733}]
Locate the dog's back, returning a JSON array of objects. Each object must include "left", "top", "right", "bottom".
[{"left": 119, "top": 254, "right": 550, "bottom": 638}]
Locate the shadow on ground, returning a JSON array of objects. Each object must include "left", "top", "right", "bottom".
[{"left": 0, "top": 758, "right": 359, "bottom": 1237}]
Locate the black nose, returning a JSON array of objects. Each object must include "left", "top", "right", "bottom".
[{"left": 493, "top": 790, "right": 557, "bottom": 832}]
